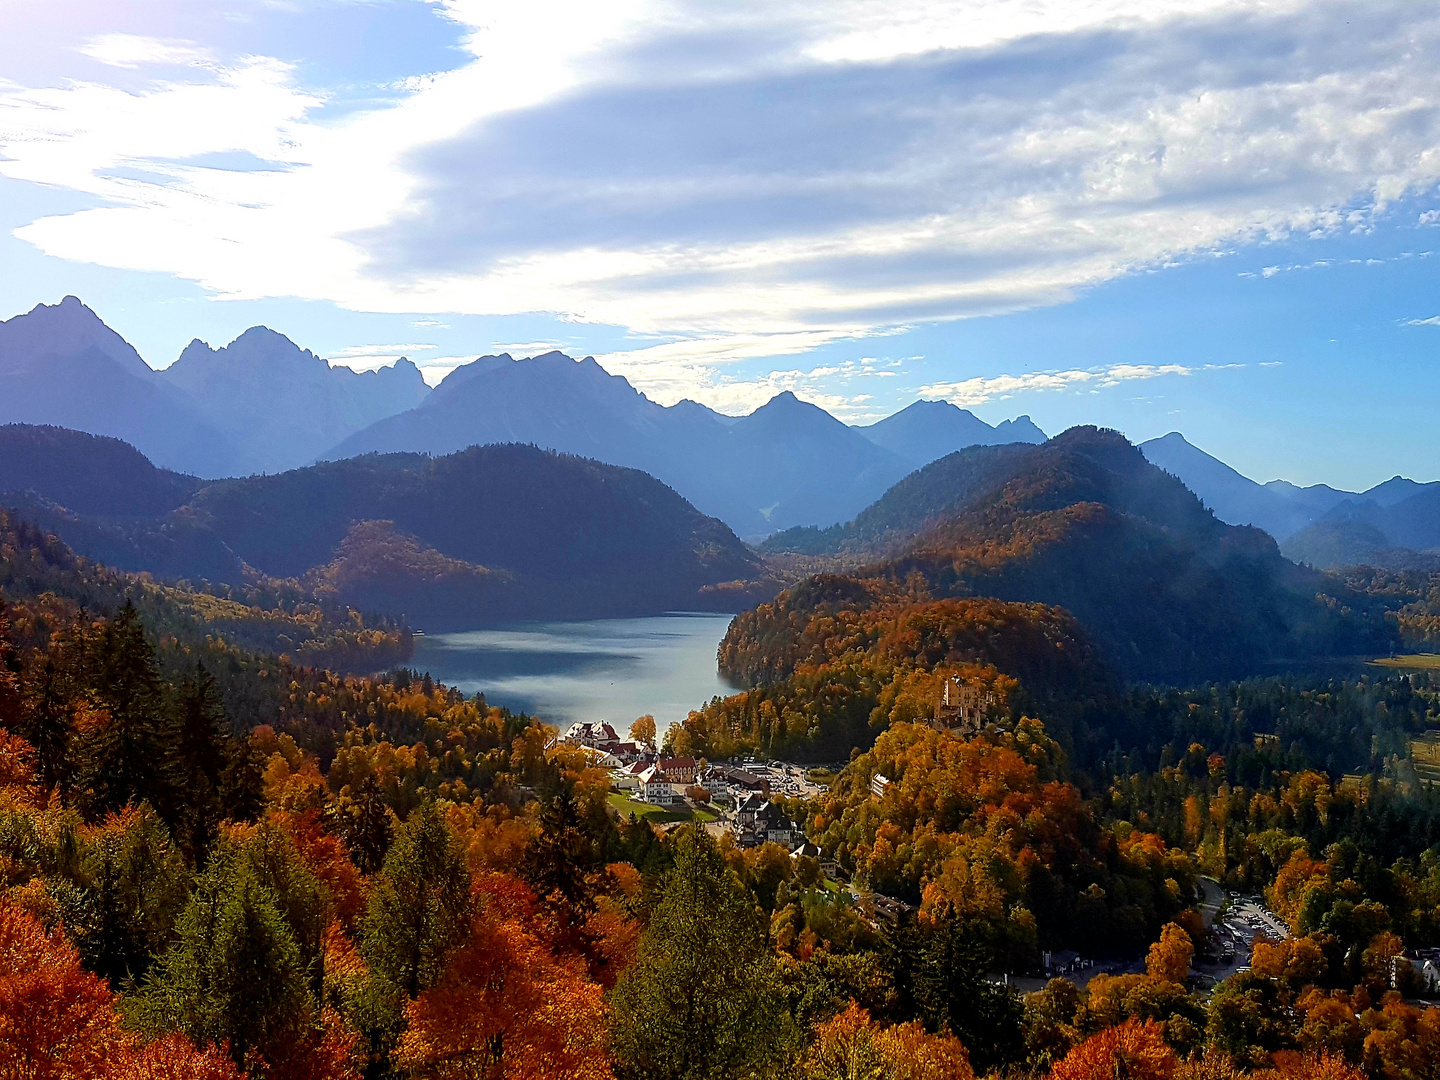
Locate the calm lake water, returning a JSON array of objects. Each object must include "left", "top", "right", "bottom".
[{"left": 409, "top": 612, "right": 743, "bottom": 729}]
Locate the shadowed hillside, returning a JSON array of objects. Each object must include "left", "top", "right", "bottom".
[{"left": 730, "top": 427, "right": 1395, "bottom": 684}]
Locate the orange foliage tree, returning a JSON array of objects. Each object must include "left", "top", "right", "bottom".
[
  {"left": 1050, "top": 1020, "right": 1178, "bottom": 1080},
  {"left": 395, "top": 899, "right": 613, "bottom": 1080},
  {"left": 0, "top": 902, "right": 244, "bottom": 1080}
]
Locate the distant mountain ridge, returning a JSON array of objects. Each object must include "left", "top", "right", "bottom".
[
  {"left": 161, "top": 327, "right": 429, "bottom": 474},
  {"left": 854, "top": 400, "right": 1045, "bottom": 464},
  {"left": 0, "top": 297, "right": 1047, "bottom": 535},
  {"left": 0, "top": 297, "right": 244, "bottom": 477},
  {"left": 0, "top": 297, "right": 426, "bottom": 478},
  {"left": 325, "top": 352, "right": 1047, "bottom": 536}
]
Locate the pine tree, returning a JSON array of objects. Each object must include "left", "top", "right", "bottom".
[
  {"left": 343, "top": 773, "right": 395, "bottom": 876},
  {"left": 73, "top": 602, "right": 177, "bottom": 820},
  {"left": 133, "top": 847, "right": 312, "bottom": 1067},
  {"left": 911, "top": 916, "right": 1024, "bottom": 1074},
  {"left": 18, "top": 658, "right": 72, "bottom": 796},
  {"left": 360, "top": 798, "right": 471, "bottom": 999},
  {"left": 609, "top": 826, "right": 796, "bottom": 1080},
  {"left": 0, "top": 597, "right": 21, "bottom": 731},
  {"left": 171, "top": 664, "right": 228, "bottom": 858}
]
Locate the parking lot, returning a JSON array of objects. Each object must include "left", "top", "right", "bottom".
[{"left": 739, "top": 758, "right": 832, "bottom": 799}]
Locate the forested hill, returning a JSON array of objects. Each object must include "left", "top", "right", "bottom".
[
  {"left": 735, "top": 427, "right": 1397, "bottom": 683},
  {"left": 0, "top": 428, "right": 770, "bottom": 627},
  {"left": 0, "top": 423, "right": 202, "bottom": 516}
]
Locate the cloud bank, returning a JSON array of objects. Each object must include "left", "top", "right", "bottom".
[{"left": 2, "top": 0, "right": 1439, "bottom": 406}]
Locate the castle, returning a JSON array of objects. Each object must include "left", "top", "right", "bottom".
[{"left": 932, "top": 676, "right": 995, "bottom": 737}]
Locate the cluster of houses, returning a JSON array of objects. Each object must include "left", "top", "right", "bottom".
[{"left": 557, "top": 720, "right": 806, "bottom": 849}]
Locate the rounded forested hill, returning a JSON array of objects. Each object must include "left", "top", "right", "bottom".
[
  {"left": 0, "top": 423, "right": 201, "bottom": 517},
  {"left": 178, "top": 444, "right": 765, "bottom": 622},
  {"left": 742, "top": 427, "right": 1400, "bottom": 684}
]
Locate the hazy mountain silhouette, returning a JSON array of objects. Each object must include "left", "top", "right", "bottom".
[
  {"left": 0, "top": 297, "right": 244, "bottom": 476},
  {"left": 161, "top": 327, "right": 429, "bottom": 474},
  {"left": 1140, "top": 432, "right": 1361, "bottom": 539},
  {"left": 324, "top": 352, "right": 919, "bottom": 536},
  {"left": 855, "top": 400, "right": 1045, "bottom": 464}
]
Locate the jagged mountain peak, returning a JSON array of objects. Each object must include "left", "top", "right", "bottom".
[{"left": 0, "top": 294, "right": 155, "bottom": 379}]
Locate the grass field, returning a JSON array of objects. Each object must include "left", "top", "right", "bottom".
[
  {"left": 606, "top": 791, "right": 719, "bottom": 825},
  {"left": 1369, "top": 654, "right": 1440, "bottom": 670}
]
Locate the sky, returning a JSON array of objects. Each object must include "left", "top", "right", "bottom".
[{"left": 0, "top": 0, "right": 1438, "bottom": 490}]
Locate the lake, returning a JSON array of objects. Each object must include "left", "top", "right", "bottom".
[{"left": 409, "top": 612, "right": 743, "bottom": 729}]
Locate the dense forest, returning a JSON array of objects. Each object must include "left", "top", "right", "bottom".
[{"left": 4, "top": 505, "right": 1440, "bottom": 1080}]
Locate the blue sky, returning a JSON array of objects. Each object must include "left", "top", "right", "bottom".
[{"left": 1, "top": 0, "right": 1438, "bottom": 490}]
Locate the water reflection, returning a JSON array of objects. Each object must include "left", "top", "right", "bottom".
[{"left": 410, "top": 612, "right": 742, "bottom": 728}]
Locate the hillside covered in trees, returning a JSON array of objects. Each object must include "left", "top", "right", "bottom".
[
  {"left": 4, "top": 505, "right": 1440, "bottom": 1080},
  {"left": 0, "top": 425, "right": 771, "bottom": 627},
  {"left": 747, "top": 427, "right": 1394, "bottom": 684}
]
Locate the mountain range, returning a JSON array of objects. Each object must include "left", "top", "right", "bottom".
[
  {"left": 1139, "top": 432, "right": 1440, "bottom": 569},
  {"left": 0, "top": 424, "right": 766, "bottom": 627},
  {"left": 322, "top": 354, "right": 1046, "bottom": 536},
  {"left": 0, "top": 297, "right": 1046, "bottom": 537}
]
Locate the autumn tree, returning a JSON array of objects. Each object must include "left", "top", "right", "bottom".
[
  {"left": 802, "top": 1003, "right": 974, "bottom": 1080},
  {"left": 1050, "top": 1020, "right": 1178, "bottom": 1080},
  {"left": 395, "top": 903, "right": 613, "bottom": 1080},
  {"left": 609, "top": 826, "right": 795, "bottom": 1079},
  {"left": 0, "top": 900, "right": 130, "bottom": 1077},
  {"left": 1147, "top": 922, "right": 1194, "bottom": 985},
  {"left": 629, "top": 715, "right": 656, "bottom": 747}
]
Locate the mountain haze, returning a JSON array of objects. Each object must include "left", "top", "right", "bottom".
[
  {"left": 855, "top": 399, "right": 1045, "bottom": 464},
  {"left": 0, "top": 297, "right": 243, "bottom": 476},
  {"left": 161, "top": 327, "right": 429, "bottom": 473},
  {"left": 325, "top": 351, "right": 921, "bottom": 535}
]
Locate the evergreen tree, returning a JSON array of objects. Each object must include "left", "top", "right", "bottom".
[
  {"left": 609, "top": 826, "right": 796, "bottom": 1080},
  {"left": 73, "top": 602, "right": 177, "bottom": 820},
  {"left": 18, "top": 657, "right": 71, "bottom": 795},
  {"left": 0, "top": 597, "right": 21, "bottom": 731},
  {"left": 132, "top": 847, "right": 311, "bottom": 1067},
  {"left": 360, "top": 798, "right": 470, "bottom": 998},
  {"left": 170, "top": 664, "right": 228, "bottom": 858},
  {"left": 219, "top": 733, "right": 266, "bottom": 824},
  {"left": 335, "top": 773, "right": 393, "bottom": 875},
  {"left": 523, "top": 790, "right": 599, "bottom": 953},
  {"left": 80, "top": 805, "right": 191, "bottom": 987},
  {"left": 911, "top": 916, "right": 1024, "bottom": 1074}
]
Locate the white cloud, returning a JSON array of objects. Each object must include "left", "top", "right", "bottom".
[
  {"left": 3, "top": 0, "right": 1440, "bottom": 405},
  {"left": 1404, "top": 316, "right": 1440, "bottom": 326},
  {"left": 77, "top": 34, "right": 216, "bottom": 69},
  {"left": 328, "top": 342, "right": 438, "bottom": 358},
  {"left": 920, "top": 362, "right": 1237, "bottom": 407}
]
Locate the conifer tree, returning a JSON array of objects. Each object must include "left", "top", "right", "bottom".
[
  {"left": 334, "top": 773, "right": 393, "bottom": 875},
  {"left": 171, "top": 664, "right": 228, "bottom": 858},
  {"left": 360, "top": 798, "right": 471, "bottom": 999},
  {"left": 133, "top": 848, "right": 311, "bottom": 1067},
  {"left": 19, "top": 658, "right": 73, "bottom": 796},
  {"left": 609, "top": 825, "right": 796, "bottom": 1080},
  {"left": 73, "top": 602, "right": 177, "bottom": 820},
  {"left": 0, "top": 598, "right": 21, "bottom": 731}
]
